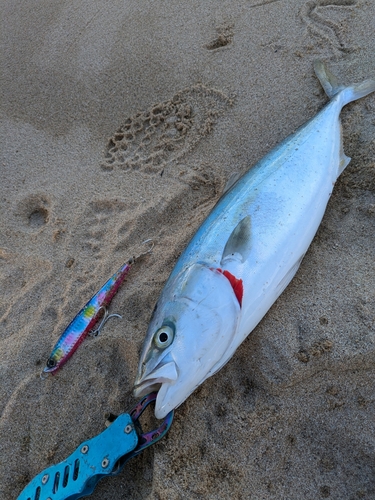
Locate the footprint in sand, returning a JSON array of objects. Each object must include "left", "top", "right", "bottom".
[
  {"left": 65, "top": 199, "right": 136, "bottom": 273},
  {"left": 14, "top": 194, "right": 51, "bottom": 231},
  {"left": 205, "top": 24, "right": 234, "bottom": 51},
  {"left": 101, "top": 84, "right": 233, "bottom": 173}
]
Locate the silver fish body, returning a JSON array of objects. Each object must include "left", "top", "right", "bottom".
[{"left": 134, "top": 62, "right": 375, "bottom": 419}]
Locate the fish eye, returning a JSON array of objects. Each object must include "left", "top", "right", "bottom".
[
  {"left": 46, "top": 358, "right": 56, "bottom": 368},
  {"left": 154, "top": 325, "right": 174, "bottom": 349}
]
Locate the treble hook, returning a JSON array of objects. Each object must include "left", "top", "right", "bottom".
[
  {"left": 89, "top": 306, "right": 122, "bottom": 337},
  {"left": 134, "top": 238, "right": 154, "bottom": 260}
]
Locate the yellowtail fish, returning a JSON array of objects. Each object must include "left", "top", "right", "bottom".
[{"left": 134, "top": 62, "right": 375, "bottom": 418}]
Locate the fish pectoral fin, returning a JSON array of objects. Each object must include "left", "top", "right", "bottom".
[{"left": 221, "top": 215, "right": 252, "bottom": 264}]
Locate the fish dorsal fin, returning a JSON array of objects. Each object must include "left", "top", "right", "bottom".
[
  {"left": 223, "top": 172, "right": 241, "bottom": 195},
  {"left": 221, "top": 215, "right": 252, "bottom": 264}
]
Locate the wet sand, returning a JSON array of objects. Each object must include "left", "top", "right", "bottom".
[{"left": 1, "top": 1, "right": 374, "bottom": 498}]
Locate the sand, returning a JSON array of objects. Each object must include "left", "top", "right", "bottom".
[{"left": 1, "top": 0, "right": 374, "bottom": 498}]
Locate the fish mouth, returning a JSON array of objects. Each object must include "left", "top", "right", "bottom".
[
  {"left": 133, "top": 379, "right": 162, "bottom": 398},
  {"left": 133, "top": 361, "right": 178, "bottom": 399}
]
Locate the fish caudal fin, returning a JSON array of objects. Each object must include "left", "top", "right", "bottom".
[
  {"left": 314, "top": 60, "right": 375, "bottom": 107},
  {"left": 314, "top": 60, "right": 343, "bottom": 98}
]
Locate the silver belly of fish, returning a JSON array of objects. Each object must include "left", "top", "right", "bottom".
[{"left": 134, "top": 62, "right": 375, "bottom": 419}]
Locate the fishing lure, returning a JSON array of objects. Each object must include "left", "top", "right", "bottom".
[{"left": 41, "top": 240, "right": 153, "bottom": 378}]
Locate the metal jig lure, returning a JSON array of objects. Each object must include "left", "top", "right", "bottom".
[{"left": 41, "top": 240, "right": 153, "bottom": 378}]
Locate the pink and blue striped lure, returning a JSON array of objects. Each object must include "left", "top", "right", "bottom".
[{"left": 42, "top": 259, "right": 134, "bottom": 377}]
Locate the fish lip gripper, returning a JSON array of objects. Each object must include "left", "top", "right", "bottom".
[{"left": 16, "top": 392, "right": 174, "bottom": 500}]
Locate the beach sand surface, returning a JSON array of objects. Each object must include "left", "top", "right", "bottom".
[{"left": 1, "top": 1, "right": 374, "bottom": 498}]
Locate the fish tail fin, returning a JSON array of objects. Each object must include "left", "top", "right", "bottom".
[{"left": 314, "top": 60, "right": 375, "bottom": 106}]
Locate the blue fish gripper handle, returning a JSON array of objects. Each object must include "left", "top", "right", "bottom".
[{"left": 17, "top": 393, "right": 173, "bottom": 500}]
